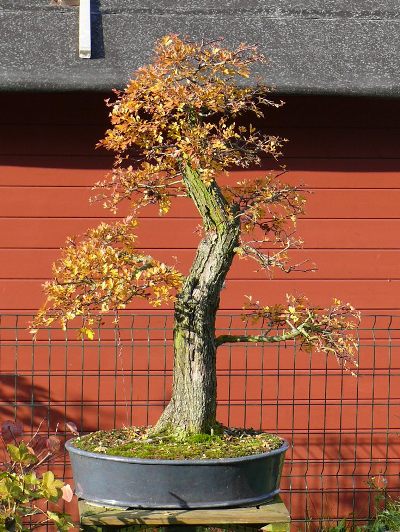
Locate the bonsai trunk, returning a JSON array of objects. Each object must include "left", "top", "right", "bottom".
[{"left": 154, "top": 166, "right": 240, "bottom": 434}]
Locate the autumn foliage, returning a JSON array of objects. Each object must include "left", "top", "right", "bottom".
[{"left": 33, "top": 35, "right": 359, "bottom": 431}]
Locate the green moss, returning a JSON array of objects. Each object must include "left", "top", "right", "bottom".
[{"left": 72, "top": 427, "right": 283, "bottom": 460}]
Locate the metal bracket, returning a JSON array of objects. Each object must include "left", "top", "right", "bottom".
[{"left": 79, "top": 0, "right": 91, "bottom": 58}]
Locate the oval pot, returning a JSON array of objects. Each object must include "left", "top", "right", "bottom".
[{"left": 66, "top": 438, "right": 289, "bottom": 509}]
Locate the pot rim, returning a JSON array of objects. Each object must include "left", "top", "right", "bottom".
[{"left": 65, "top": 437, "right": 289, "bottom": 465}]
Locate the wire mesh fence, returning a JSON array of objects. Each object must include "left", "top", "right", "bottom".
[{"left": 0, "top": 313, "right": 399, "bottom": 530}]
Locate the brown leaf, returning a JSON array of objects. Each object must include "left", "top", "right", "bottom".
[
  {"left": 46, "top": 435, "right": 61, "bottom": 454},
  {"left": 30, "top": 434, "right": 48, "bottom": 454},
  {"left": 65, "top": 422, "right": 79, "bottom": 436},
  {"left": 1, "top": 420, "right": 23, "bottom": 443}
]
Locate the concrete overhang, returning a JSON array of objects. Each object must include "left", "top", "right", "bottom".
[{"left": 1, "top": 1, "right": 399, "bottom": 95}]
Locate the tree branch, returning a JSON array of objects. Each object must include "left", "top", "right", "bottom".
[{"left": 215, "top": 325, "right": 304, "bottom": 347}]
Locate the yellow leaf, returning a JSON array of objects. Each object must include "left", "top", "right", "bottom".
[{"left": 80, "top": 327, "right": 95, "bottom": 340}]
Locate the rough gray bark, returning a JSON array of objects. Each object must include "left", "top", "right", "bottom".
[{"left": 154, "top": 166, "right": 240, "bottom": 434}]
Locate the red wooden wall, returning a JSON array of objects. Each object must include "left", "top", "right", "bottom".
[
  {"left": 1, "top": 93, "right": 400, "bottom": 526},
  {"left": 0, "top": 93, "right": 399, "bottom": 314}
]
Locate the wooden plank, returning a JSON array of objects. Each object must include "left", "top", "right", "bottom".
[
  {"left": 1, "top": 159, "right": 400, "bottom": 187},
  {"left": 233, "top": 167, "right": 400, "bottom": 189},
  {"left": 2, "top": 249, "right": 400, "bottom": 280},
  {"left": 1, "top": 124, "right": 400, "bottom": 158},
  {"left": 2, "top": 186, "right": 400, "bottom": 218},
  {"left": 0, "top": 92, "right": 108, "bottom": 126},
  {"left": 273, "top": 127, "right": 400, "bottom": 159},
  {"left": 264, "top": 96, "right": 400, "bottom": 129},
  {"left": 0, "top": 164, "right": 108, "bottom": 186},
  {"left": 2, "top": 279, "right": 400, "bottom": 311},
  {"left": 0, "top": 218, "right": 399, "bottom": 249},
  {"left": 1, "top": 94, "right": 399, "bottom": 130},
  {"left": 0, "top": 186, "right": 125, "bottom": 218},
  {"left": 0, "top": 125, "right": 103, "bottom": 156},
  {"left": 0, "top": 155, "right": 112, "bottom": 173},
  {"left": 304, "top": 189, "right": 400, "bottom": 218},
  {"left": 79, "top": 497, "right": 290, "bottom": 526}
]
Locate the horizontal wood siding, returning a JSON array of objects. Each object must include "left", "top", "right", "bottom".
[
  {"left": 0, "top": 93, "right": 399, "bottom": 313},
  {"left": 1, "top": 93, "right": 399, "bottom": 524}
]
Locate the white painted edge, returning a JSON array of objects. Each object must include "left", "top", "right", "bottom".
[{"left": 79, "top": 0, "right": 91, "bottom": 59}]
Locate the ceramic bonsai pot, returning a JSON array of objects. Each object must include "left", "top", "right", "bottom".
[{"left": 66, "top": 439, "right": 289, "bottom": 509}]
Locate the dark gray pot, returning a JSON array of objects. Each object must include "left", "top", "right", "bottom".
[{"left": 66, "top": 438, "right": 289, "bottom": 509}]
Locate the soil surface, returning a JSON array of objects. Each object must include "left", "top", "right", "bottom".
[{"left": 72, "top": 427, "right": 284, "bottom": 460}]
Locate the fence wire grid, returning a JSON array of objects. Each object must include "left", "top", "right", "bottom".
[{"left": 0, "top": 313, "right": 399, "bottom": 530}]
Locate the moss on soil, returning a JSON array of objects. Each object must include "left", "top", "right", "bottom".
[{"left": 72, "top": 427, "right": 283, "bottom": 460}]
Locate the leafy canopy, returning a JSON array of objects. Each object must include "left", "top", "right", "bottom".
[{"left": 32, "top": 35, "right": 359, "bottom": 372}]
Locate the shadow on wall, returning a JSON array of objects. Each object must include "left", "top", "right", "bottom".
[
  {"left": 91, "top": 0, "right": 105, "bottom": 60},
  {"left": 0, "top": 94, "right": 400, "bottom": 169},
  {"left": 0, "top": 373, "right": 61, "bottom": 432}
]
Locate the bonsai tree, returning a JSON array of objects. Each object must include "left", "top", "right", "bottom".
[{"left": 32, "top": 35, "right": 359, "bottom": 436}]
